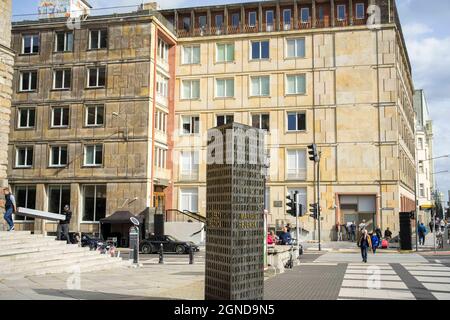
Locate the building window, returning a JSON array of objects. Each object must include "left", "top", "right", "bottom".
[
  {"left": 300, "top": 8, "right": 310, "bottom": 23},
  {"left": 318, "top": 7, "right": 325, "bottom": 21},
  {"left": 48, "top": 185, "right": 70, "bottom": 214},
  {"left": 216, "top": 43, "right": 234, "bottom": 62},
  {"left": 14, "top": 186, "right": 36, "bottom": 221},
  {"left": 17, "top": 107, "right": 36, "bottom": 129},
  {"left": 89, "top": 29, "right": 107, "bottom": 50},
  {"left": 155, "top": 110, "right": 167, "bottom": 133},
  {"left": 179, "top": 188, "right": 198, "bottom": 213},
  {"left": 82, "top": 185, "right": 106, "bottom": 222},
  {"left": 55, "top": 31, "right": 73, "bottom": 52},
  {"left": 87, "top": 67, "right": 106, "bottom": 88},
  {"left": 51, "top": 107, "right": 69, "bottom": 128},
  {"left": 183, "top": 17, "right": 191, "bottom": 32},
  {"left": 337, "top": 5, "right": 346, "bottom": 21},
  {"left": 16, "top": 146, "right": 33, "bottom": 168},
  {"left": 287, "top": 188, "right": 307, "bottom": 213},
  {"left": 231, "top": 13, "right": 240, "bottom": 28},
  {"left": 286, "top": 74, "right": 306, "bottom": 95},
  {"left": 22, "top": 34, "right": 39, "bottom": 54},
  {"left": 156, "top": 74, "right": 169, "bottom": 98},
  {"left": 252, "top": 114, "right": 270, "bottom": 131},
  {"left": 50, "top": 146, "right": 68, "bottom": 167},
  {"left": 19, "top": 71, "right": 38, "bottom": 92},
  {"left": 419, "top": 184, "right": 425, "bottom": 198},
  {"left": 287, "top": 112, "right": 306, "bottom": 131},
  {"left": 155, "top": 147, "right": 167, "bottom": 169},
  {"left": 199, "top": 16, "right": 207, "bottom": 28},
  {"left": 215, "top": 14, "right": 224, "bottom": 29},
  {"left": 251, "top": 76, "right": 270, "bottom": 97},
  {"left": 182, "top": 45, "right": 200, "bottom": 64},
  {"left": 180, "top": 151, "right": 199, "bottom": 181},
  {"left": 251, "top": 40, "right": 270, "bottom": 60},
  {"left": 286, "top": 38, "right": 306, "bottom": 58},
  {"left": 84, "top": 145, "right": 103, "bottom": 167},
  {"left": 216, "top": 78, "right": 234, "bottom": 98},
  {"left": 283, "top": 9, "right": 292, "bottom": 30},
  {"left": 419, "top": 162, "right": 424, "bottom": 174},
  {"left": 181, "top": 80, "right": 200, "bottom": 100},
  {"left": 356, "top": 3, "right": 365, "bottom": 19},
  {"left": 266, "top": 10, "right": 274, "bottom": 31},
  {"left": 181, "top": 115, "right": 200, "bottom": 135},
  {"left": 53, "top": 69, "right": 71, "bottom": 90},
  {"left": 85, "top": 105, "right": 104, "bottom": 127},
  {"left": 248, "top": 11, "right": 257, "bottom": 27},
  {"left": 158, "top": 39, "right": 169, "bottom": 62},
  {"left": 216, "top": 115, "right": 234, "bottom": 126},
  {"left": 418, "top": 137, "right": 424, "bottom": 150},
  {"left": 287, "top": 150, "right": 307, "bottom": 180}
]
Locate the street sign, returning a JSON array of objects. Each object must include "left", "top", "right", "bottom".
[{"left": 130, "top": 217, "right": 140, "bottom": 226}]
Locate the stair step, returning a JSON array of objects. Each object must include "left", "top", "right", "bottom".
[
  {"left": 0, "top": 236, "right": 57, "bottom": 246},
  {"left": 0, "top": 240, "right": 68, "bottom": 252},
  {"left": 0, "top": 233, "right": 42, "bottom": 241},
  {"left": 0, "top": 246, "right": 91, "bottom": 262},
  {"left": 0, "top": 243, "right": 79, "bottom": 257}
]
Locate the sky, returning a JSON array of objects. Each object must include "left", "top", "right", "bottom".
[{"left": 11, "top": 0, "right": 450, "bottom": 203}]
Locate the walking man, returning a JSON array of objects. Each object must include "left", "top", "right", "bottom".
[
  {"left": 418, "top": 223, "right": 427, "bottom": 246},
  {"left": 358, "top": 230, "right": 372, "bottom": 263},
  {"left": 429, "top": 220, "right": 434, "bottom": 233},
  {"left": 57, "top": 205, "right": 72, "bottom": 244},
  {"left": 3, "top": 188, "right": 16, "bottom": 231},
  {"left": 350, "top": 221, "right": 357, "bottom": 242}
]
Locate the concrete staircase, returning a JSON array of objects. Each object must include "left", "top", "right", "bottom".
[{"left": 0, "top": 231, "right": 130, "bottom": 280}]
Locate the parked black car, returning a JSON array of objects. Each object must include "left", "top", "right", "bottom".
[{"left": 140, "top": 235, "right": 199, "bottom": 254}]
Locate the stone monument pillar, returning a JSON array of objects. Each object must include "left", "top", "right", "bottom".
[
  {"left": 205, "top": 123, "right": 266, "bottom": 300},
  {"left": 0, "top": 0, "right": 14, "bottom": 230}
]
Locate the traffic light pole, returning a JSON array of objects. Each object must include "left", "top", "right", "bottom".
[
  {"left": 317, "top": 153, "right": 321, "bottom": 252},
  {"left": 295, "top": 194, "right": 301, "bottom": 259}
]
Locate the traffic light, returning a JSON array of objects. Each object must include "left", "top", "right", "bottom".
[
  {"left": 307, "top": 144, "right": 319, "bottom": 162},
  {"left": 309, "top": 203, "right": 318, "bottom": 219},
  {"left": 286, "top": 193, "right": 297, "bottom": 217}
]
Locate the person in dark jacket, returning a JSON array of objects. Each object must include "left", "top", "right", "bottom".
[
  {"left": 429, "top": 221, "right": 434, "bottom": 233},
  {"left": 375, "top": 226, "right": 383, "bottom": 248},
  {"left": 279, "top": 227, "right": 293, "bottom": 245},
  {"left": 371, "top": 233, "right": 379, "bottom": 254},
  {"left": 3, "top": 188, "right": 16, "bottom": 231},
  {"left": 57, "top": 205, "right": 72, "bottom": 244},
  {"left": 418, "top": 223, "right": 427, "bottom": 245},
  {"left": 358, "top": 230, "right": 372, "bottom": 263},
  {"left": 384, "top": 227, "right": 392, "bottom": 240}
]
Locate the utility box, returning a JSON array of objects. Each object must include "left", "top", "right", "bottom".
[
  {"left": 399, "top": 212, "right": 413, "bottom": 251},
  {"left": 205, "top": 123, "right": 266, "bottom": 300},
  {"left": 129, "top": 226, "right": 139, "bottom": 263}
]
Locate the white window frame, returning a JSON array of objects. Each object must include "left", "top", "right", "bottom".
[
  {"left": 355, "top": 3, "right": 365, "bottom": 19},
  {"left": 248, "top": 11, "right": 257, "bottom": 27},
  {"left": 216, "top": 114, "right": 234, "bottom": 126},
  {"left": 287, "top": 112, "right": 307, "bottom": 132},
  {"left": 83, "top": 144, "right": 103, "bottom": 167},
  {"left": 215, "top": 78, "right": 234, "bottom": 98},
  {"left": 337, "top": 4, "right": 346, "bottom": 21},
  {"left": 155, "top": 109, "right": 168, "bottom": 133},
  {"left": 181, "top": 79, "right": 200, "bottom": 100},
  {"left": 251, "top": 40, "right": 270, "bottom": 60},
  {"left": 419, "top": 184, "right": 425, "bottom": 198},
  {"left": 156, "top": 74, "right": 169, "bottom": 98},
  {"left": 285, "top": 74, "right": 306, "bottom": 95},
  {"left": 300, "top": 7, "right": 310, "bottom": 23},
  {"left": 17, "top": 107, "right": 35, "bottom": 129},
  {"left": 154, "top": 146, "right": 167, "bottom": 169},
  {"left": 55, "top": 31, "right": 73, "bottom": 52},
  {"left": 53, "top": 69, "right": 71, "bottom": 90},
  {"left": 158, "top": 38, "right": 169, "bottom": 62},
  {"left": 180, "top": 151, "right": 199, "bottom": 180},
  {"left": 181, "top": 115, "right": 200, "bottom": 135},
  {"left": 19, "top": 71, "right": 37, "bottom": 92},
  {"left": 22, "top": 34, "right": 39, "bottom": 54},
  {"left": 51, "top": 106, "right": 70, "bottom": 128},
  {"left": 286, "top": 38, "right": 306, "bottom": 58},
  {"left": 89, "top": 29, "right": 107, "bottom": 50},
  {"left": 266, "top": 10, "right": 274, "bottom": 31},
  {"left": 250, "top": 76, "right": 270, "bottom": 97},
  {"left": 216, "top": 43, "right": 235, "bottom": 63},
  {"left": 286, "top": 149, "right": 307, "bottom": 181},
  {"left": 179, "top": 188, "right": 199, "bottom": 213},
  {"left": 85, "top": 105, "right": 104, "bottom": 127},
  {"left": 15, "top": 146, "right": 33, "bottom": 168},
  {"left": 182, "top": 45, "right": 201, "bottom": 65},
  {"left": 87, "top": 67, "right": 106, "bottom": 88},
  {"left": 49, "top": 145, "right": 68, "bottom": 168},
  {"left": 283, "top": 9, "right": 292, "bottom": 30}
]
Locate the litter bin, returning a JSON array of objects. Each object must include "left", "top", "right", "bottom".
[{"left": 129, "top": 226, "right": 139, "bottom": 264}]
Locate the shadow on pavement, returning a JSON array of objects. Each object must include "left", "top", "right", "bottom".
[{"left": 33, "top": 289, "right": 181, "bottom": 300}]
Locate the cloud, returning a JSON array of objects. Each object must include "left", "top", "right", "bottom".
[{"left": 403, "top": 23, "right": 433, "bottom": 38}]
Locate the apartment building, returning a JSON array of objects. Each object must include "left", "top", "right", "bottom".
[
  {"left": 0, "top": 0, "right": 14, "bottom": 228},
  {"left": 414, "top": 89, "right": 434, "bottom": 224},
  {"left": 161, "top": 0, "right": 416, "bottom": 239},
  {"left": 8, "top": 3, "right": 177, "bottom": 237}
]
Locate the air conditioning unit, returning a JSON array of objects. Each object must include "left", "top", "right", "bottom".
[
  {"left": 266, "top": 24, "right": 274, "bottom": 32},
  {"left": 284, "top": 24, "right": 291, "bottom": 31}
]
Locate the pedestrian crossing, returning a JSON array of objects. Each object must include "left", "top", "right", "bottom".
[{"left": 337, "top": 262, "right": 450, "bottom": 300}]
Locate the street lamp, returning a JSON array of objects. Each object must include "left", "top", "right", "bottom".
[{"left": 112, "top": 112, "right": 129, "bottom": 141}]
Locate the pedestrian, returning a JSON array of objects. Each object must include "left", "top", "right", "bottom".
[
  {"left": 375, "top": 226, "right": 382, "bottom": 248},
  {"left": 279, "top": 227, "right": 293, "bottom": 245},
  {"left": 2, "top": 188, "right": 16, "bottom": 231},
  {"left": 418, "top": 223, "right": 427, "bottom": 245},
  {"left": 358, "top": 230, "right": 372, "bottom": 263},
  {"left": 286, "top": 223, "right": 292, "bottom": 233},
  {"left": 346, "top": 221, "right": 352, "bottom": 240},
  {"left": 371, "top": 233, "right": 379, "bottom": 254},
  {"left": 440, "top": 219, "right": 446, "bottom": 233},
  {"left": 435, "top": 218, "right": 440, "bottom": 234},
  {"left": 267, "top": 230, "right": 277, "bottom": 246},
  {"left": 336, "top": 223, "right": 343, "bottom": 242},
  {"left": 429, "top": 220, "right": 434, "bottom": 233},
  {"left": 384, "top": 227, "right": 392, "bottom": 241},
  {"left": 350, "top": 221, "right": 357, "bottom": 242},
  {"left": 57, "top": 205, "right": 72, "bottom": 244}
]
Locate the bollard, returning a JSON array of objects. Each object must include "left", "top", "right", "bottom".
[
  {"left": 133, "top": 242, "right": 138, "bottom": 265},
  {"left": 189, "top": 246, "right": 194, "bottom": 265},
  {"left": 159, "top": 243, "right": 164, "bottom": 264}
]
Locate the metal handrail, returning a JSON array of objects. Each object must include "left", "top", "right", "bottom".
[{"left": 165, "top": 209, "right": 206, "bottom": 224}]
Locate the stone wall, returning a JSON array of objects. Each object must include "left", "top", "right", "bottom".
[{"left": 0, "top": 0, "right": 13, "bottom": 227}]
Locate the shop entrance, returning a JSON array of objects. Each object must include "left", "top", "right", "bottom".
[{"left": 340, "top": 195, "right": 376, "bottom": 238}]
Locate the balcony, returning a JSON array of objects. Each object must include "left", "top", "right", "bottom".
[
  {"left": 179, "top": 169, "right": 199, "bottom": 182},
  {"left": 286, "top": 169, "right": 307, "bottom": 181}
]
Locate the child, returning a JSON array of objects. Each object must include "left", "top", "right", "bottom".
[{"left": 371, "top": 233, "right": 379, "bottom": 254}]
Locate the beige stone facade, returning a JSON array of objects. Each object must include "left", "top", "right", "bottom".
[
  {"left": 9, "top": 9, "right": 176, "bottom": 236},
  {"left": 161, "top": 0, "right": 416, "bottom": 240},
  {"left": 0, "top": 0, "right": 14, "bottom": 226}
]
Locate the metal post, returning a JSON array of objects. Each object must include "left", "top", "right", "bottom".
[
  {"left": 295, "top": 192, "right": 300, "bottom": 259},
  {"left": 159, "top": 243, "right": 164, "bottom": 264},
  {"left": 189, "top": 246, "right": 194, "bottom": 265},
  {"left": 414, "top": 149, "right": 419, "bottom": 252},
  {"left": 317, "top": 153, "right": 322, "bottom": 252},
  {"left": 433, "top": 209, "right": 436, "bottom": 253}
]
